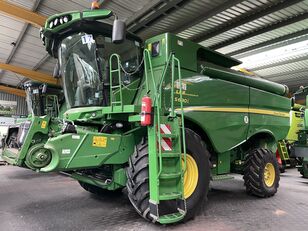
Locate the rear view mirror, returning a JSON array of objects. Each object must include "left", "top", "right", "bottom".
[
  {"left": 112, "top": 19, "right": 126, "bottom": 44},
  {"left": 53, "top": 60, "right": 61, "bottom": 79}
]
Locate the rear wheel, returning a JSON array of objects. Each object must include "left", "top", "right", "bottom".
[
  {"left": 300, "top": 161, "right": 308, "bottom": 178},
  {"left": 243, "top": 148, "right": 280, "bottom": 197},
  {"left": 126, "top": 128, "right": 210, "bottom": 223}
]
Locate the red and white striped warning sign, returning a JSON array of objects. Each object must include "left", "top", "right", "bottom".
[{"left": 160, "top": 124, "right": 172, "bottom": 151}]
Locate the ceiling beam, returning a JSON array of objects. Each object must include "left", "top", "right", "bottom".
[
  {"left": 251, "top": 55, "right": 308, "bottom": 71},
  {"left": 191, "top": 0, "right": 303, "bottom": 43},
  {"left": 0, "top": 63, "right": 58, "bottom": 85},
  {"left": 0, "top": 0, "right": 43, "bottom": 82},
  {"left": 280, "top": 78, "right": 308, "bottom": 85},
  {"left": 210, "top": 12, "right": 308, "bottom": 50},
  {"left": 127, "top": 0, "right": 188, "bottom": 34},
  {"left": 4, "top": 0, "right": 42, "bottom": 64},
  {"left": 171, "top": 0, "right": 244, "bottom": 34},
  {"left": 17, "top": 54, "right": 51, "bottom": 87},
  {"left": 0, "top": 1, "right": 47, "bottom": 27},
  {"left": 265, "top": 68, "right": 308, "bottom": 80},
  {"left": 228, "top": 28, "right": 308, "bottom": 58},
  {"left": 0, "top": 85, "right": 25, "bottom": 97}
]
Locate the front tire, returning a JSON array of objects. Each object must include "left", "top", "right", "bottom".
[
  {"left": 126, "top": 129, "right": 210, "bottom": 223},
  {"left": 243, "top": 148, "right": 280, "bottom": 197}
]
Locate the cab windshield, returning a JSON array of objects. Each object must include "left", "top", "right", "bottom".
[
  {"left": 58, "top": 32, "right": 141, "bottom": 108},
  {"left": 294, "top": 87, "right": 308, "bottom": 106}
]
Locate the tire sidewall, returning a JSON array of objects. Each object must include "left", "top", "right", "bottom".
[
  {"left": 184, "top": 128, "right": 210, "bottom": 219},
  {"left": 259, "top": 150, "right": 279, "bottom": 194}
]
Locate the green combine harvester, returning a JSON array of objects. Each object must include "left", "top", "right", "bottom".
[
  {"left": 275, "top": 86, "right": 308, "bottom": 176},
  {"left": 4, "top": 2, "right": 292, "bottom": 224},
  {"left": 1, "top": 81, "right": 65, "bottom": 170},
  {"left": 276, "top": 103, "right": 304, "bottom": 173},
  {"left": 292, "top": 87, "right": 308, "bottom": 178}
]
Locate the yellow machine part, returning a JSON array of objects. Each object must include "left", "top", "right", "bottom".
[
  {"left": 286, "top": 110, "right": 304, "bottom": 142},
  {"left": 264, "top": 163, "right": 275, "bottom": 187},
  {"left": 183, "top": 154, "right": 199, "bottom": 199}
]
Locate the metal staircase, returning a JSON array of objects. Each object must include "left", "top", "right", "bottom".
[
  {"left": 108, "top": 49, "right": 187, "bottom": 224},
  {"left": 277, "top": 140, "right": 291, "bottom": 167},
  {"left": 144, "top": 50, "right": 187, "bottom": 224}
]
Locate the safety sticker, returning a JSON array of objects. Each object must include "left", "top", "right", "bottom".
[
  {"left": 72, "top": 135, "right": 80, "bottom": 140},
  {"left": 160, "top": 124, "right": 172, "bottom": 151},
  {"left": 41, "top": 121, "right": 47, "bottom": 129},
  {"left": 92, "top": 136, "right": 107, "bottom": 147},
  {"left": 62, "top": 149, "right": 71, "bottom": 155}
]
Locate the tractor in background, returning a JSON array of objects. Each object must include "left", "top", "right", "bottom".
[
  {"left": 7, "top": 2, "right": 291, "bottom": 224},
  {"left": 1, "top": 81, "right": 66, "bottom": 170}
]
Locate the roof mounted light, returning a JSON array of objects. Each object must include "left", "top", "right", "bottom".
[
  {"left": 54, "top": 18, "right": 58, "bottom": 26},
  {"left": 63, "top": 16, "right": 69, "bottom": 23}
]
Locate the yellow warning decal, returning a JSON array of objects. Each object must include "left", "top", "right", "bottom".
[
  {"left": 41, "top": 121, "right": 47, "bottom": 129},
  {"left": 92, "top": 136, "right": 107, "bottom": 147}
]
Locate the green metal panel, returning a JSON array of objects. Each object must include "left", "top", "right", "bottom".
[
  {"left": 217, "top": 151, "right": 231, "bottom": 174},
  {"left": 41, "top": 131, "right": 135, "bottom": 172},
  {"left": 173, "top": 76, "right": 250, "bottom": 153},
  {"left": 248, "top": 88, "right": 291, "bottom": 150},
  {"left": 286, "top": 110, "right": 304, "bottom": 142}
]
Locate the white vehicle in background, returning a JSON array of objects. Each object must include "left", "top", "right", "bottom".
[{"left": 0, "top": 117, "right": 16, "bottom": 148}]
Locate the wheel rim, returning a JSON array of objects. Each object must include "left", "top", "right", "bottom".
[
  {"left": 182, "top": 154, "right": 199, "bottom": 199},
  {"left": 264, "top": 163, "right": 275, "bottom": 187}
]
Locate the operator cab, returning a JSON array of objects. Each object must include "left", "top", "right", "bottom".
[
  {"left": 24, "top": 81, "right": 63, "bottom": 117},
  {"left": 41, "top": 10, "right": 143, "bottom": 109},
  {"left": 294, "top": 86, "right": 308, "bottom": 106},
  {"left": 58, "top": 31, "right": 142, "bottom": 108}
]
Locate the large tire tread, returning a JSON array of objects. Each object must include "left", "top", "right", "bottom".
[
  {"left": 243, "top": 148, "right": 280, "bottom": 198},
  {"left": 126, "top": 129, "right": 211, "bottom": 223}
]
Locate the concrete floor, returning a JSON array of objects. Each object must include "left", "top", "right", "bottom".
[{"left": 0, "top": 166, "right": 308, "bottom": 231}]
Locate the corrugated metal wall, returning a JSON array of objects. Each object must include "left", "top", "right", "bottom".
[{"left": 0, "top": 92, "right": 27, "bottom": 116}]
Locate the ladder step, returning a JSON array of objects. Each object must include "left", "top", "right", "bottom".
[
  {"left": 159, "top": 172, "right": 182, "bottom": 179},
  {"left": 159, "top": 192, "right": 182, "bottom": 200},
  {"left": 161, "top": 134, "right": 178, "bottom": 139},
  {"left": 161, "top": 152, "right": 181, "bottom": 158},
  {"left": 110, "top": 69, "right": 120, "bottom": 73},
  {"left": 111, "top": 85, "right": 121, "bottom": 89},
  {"left": 212, "top": 174, "right": 234, "bottom": 181},
  {"left": 158, "top": 212, "right": 185, "bottom": 224}
]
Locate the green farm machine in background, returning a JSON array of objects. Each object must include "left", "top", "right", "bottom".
[
  {"left": 292, "top": 87, "right": 308, "bottom": 178},
  {"left": 275, "top": 86, "right": 308, "bottom": 177},
  {"left": 276, "top": 102, "right": 304, "bottom": 173},
  {"left": 2, "top": 2, "right": 292, "bottom": 224},
  {"left": 1, "top": 81, "right": 65, "bottom": 170}
]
